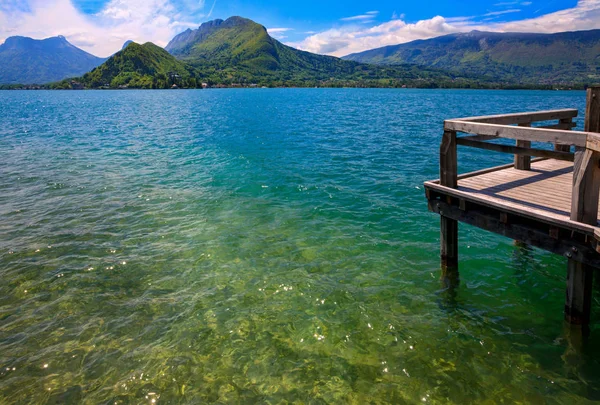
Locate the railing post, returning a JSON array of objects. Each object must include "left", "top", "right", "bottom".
[
  {"left": 566, "top": 86, "right": 600, "bottom": 327},
  {"left": 585, "top": 86, "right": 600, "bottom": 133},
  {"left": 440, "top": 130, "right": 458, "bottom": 188},
  {"left": 440, "top": 130, "right": 458, "bottom": 271},
  {"left": 555, "top": 117, "right": 574, "bottom": 152},
  {"left": 515, "top": 123, "right": 531, "bottom": 170}
]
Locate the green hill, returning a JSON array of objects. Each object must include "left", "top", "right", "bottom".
[
  {"left": 69, "top": 42, "right": 197, "bottom": 89},
  {"left": 165, "top": 16, "right": 487, "bottom": 87},
  {"left": 343, "top": 30, "right": 600, "bottom": 85},
  {"left": 0, "top": 36, "right": 105, "bottom": 84}
]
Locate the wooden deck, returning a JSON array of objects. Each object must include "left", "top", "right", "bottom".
[
  {"left": 456, "top": 159, "right": 600, "bottom": 229},
  {"left": 424, "top": 89, "right": 600, "bottom": 327},
  {"left": 459, "top": 159, "right": 580, "bottom": 221},
  {"left": 425, "top": 158, "right": 600, "bottom": 239}
]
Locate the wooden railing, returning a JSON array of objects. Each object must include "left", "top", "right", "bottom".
[
  {"left": 433, "top": 87, "right": 600, "bottom": 326},
  {"left": 440, "top": 87, "right": 600, "bottom": 227}
]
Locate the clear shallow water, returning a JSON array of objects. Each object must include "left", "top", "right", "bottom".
[{"left": 0, "top": 89, "right": 598, "bottom": 404}]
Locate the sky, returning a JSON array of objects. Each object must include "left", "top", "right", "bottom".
[{"left": 1, "top": 0, "right": 600, "bottom": 57}]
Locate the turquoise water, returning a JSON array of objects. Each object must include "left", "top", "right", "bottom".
[{"left": 0, "top": 89, "right": 598, "bottom": 404}]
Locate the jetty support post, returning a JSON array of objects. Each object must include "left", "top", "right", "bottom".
[
  {"left": 514, "top": 123, "right": 532, "bottom": 170},
  {"left": 440, "top": 130, "right": 458, "bottom": 273},
  {"left": 566, "top": 86, "right": 600, "bottom": 327}
]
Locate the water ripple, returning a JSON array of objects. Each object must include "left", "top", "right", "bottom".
[{"left": 0, "top": 89, "right": 598, "bottom": 404}]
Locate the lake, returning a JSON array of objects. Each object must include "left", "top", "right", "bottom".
[{"left": 0, "top": 89, "right": 598, "bottom": 404}]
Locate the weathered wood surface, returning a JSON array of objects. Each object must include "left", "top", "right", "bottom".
[
  {"left": 440, "top": 130, "right": 457, "bottom": 189},
  {"left": 570, "top": 147, "right": 600, "bottom": 224},
  {"left": 429, "top": 198, "right": 600, "bottom": 268},
  {"left": 429, "top": 100, "right": 600, "bottom": 327},
  {"left": 455, "top": 137, "right": 574, "bottom": 162},
  {"left": 441, "top": 216, "right": 458, "bottom": 270},
  {"left": 445, "top": 120, "right": 587, "bottom": 147},
  {"left": 439, "top": 130, "right": 458, "bottom": 270},
  {"left": 585, "top": 87, "right": 600, "bottom": 133},
  {"left": 454, "top": 109, "right": 578, "bottom": 125},
  {"left": 566, "top": 87, "right": 600, "bottom": 327},
  {"left": 457, "top": 159, "right": 600, "bottom": 226},
  {"left": 426, "top": 159, "right": 600, "bottom": 234}
]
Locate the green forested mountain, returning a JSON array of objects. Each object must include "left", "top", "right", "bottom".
[
  {"left": 343, "top": 30, "right": 600, "bottom": 85},
  {"left": 68, "top": 42, "right": 198, "bottom": 89},
  {"left": 0, "top": 36, "right": 105, "bottom": 84},
  {"left": 164, "top": 16, "right": 484, "bottom": 87}
]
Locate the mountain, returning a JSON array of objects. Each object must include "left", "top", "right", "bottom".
[
  {"left": 122, "top": 40, "right": 134, "bottom": 50},
  {"left": 72, "top": 42, "right": 197, "bottom": 89},
  {"left": 343, "top": 29, "right": 600, "bottom": 85},
  {"left": 164, "top": 16, "right": 485, "bottom": 87},
  {"left": 0, "top": 36, "right": 105, "bottom": 84}
]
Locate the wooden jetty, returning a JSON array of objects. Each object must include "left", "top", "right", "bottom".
[{"left": 424, "top": 87, "right": 600, "bottom": 327}]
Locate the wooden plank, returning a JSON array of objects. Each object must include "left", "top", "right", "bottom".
[
  {"left": 429, "top": 158, "right": 550, "bottom": 183},
  {"left": 424, "top": 180, "right": 599, "bottom": 235},
  {"left": 455, "top": 159, "right": 547, "bottom": 181},
  {"left": 440, "top": 131, "right": 457, "bottom": 188},
  {"left": 570, "top": 147, "right": 600, "bottom": 224},
  {"left": 456, "top": 137, "right": 574, "bottom": 162},
  {"left": 445, "top": 120, "right": 588, "bottom": 147},
  {"left": 453, "top": 109, "right": 578, "bottom": 125},
  {"left": 586, "top": 133, "right": 600, "bottom": 152},
  {"left": 428, "top": 199, "right": 600, "bottom": 268}
]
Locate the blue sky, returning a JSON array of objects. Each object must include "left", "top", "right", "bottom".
[{"left": 1, "top": 0, "right": 598, "bottom": 57}]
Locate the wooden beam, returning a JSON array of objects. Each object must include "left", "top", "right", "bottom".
[
  {"left": 565, "top": 261, "right": 593, "bottom": 325},
  {"left": 570, "top": 147, "right": 600, "bottom": 224},
  {"left": 424, "top": 180, "right": 599, "bottom": 236},
  {"left": 456, "top": 137, "right": 574, "bottom": 162},
  {"left": 440, "top": 130, "right": 458, "bottom": 271},
  {"left": 445, "top": 120, "right": 587, "bottom": 147},
  {"left": 441, "top": 216, "right": 458, "bottom": 270},
  {"left": 428, "top": 199, "right": 600, "bottom": 268},
  {"left": 566, "top": 87, "right": 600, "bottom": 327},
  {"left": 453, "top": 109, "right": 578, "bottom": 125},
  {"left": 515, "top": 123, "right": 532, "bottom": 170},
  {"left": 585, "top": 86, "right": 600, "bottom": 133},
  {"left": 440, "top": 131, "right": 457, "bottom": 188}
]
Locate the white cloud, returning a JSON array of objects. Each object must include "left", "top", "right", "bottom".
[
  {"left": 292, "top": 15, "right": 460, "bottom": 57},
  {"left": 268, "top": 27, "right": 293, "bottom": 40},
  {"left": 484, "top": 8, "right": 521, "bottom": 17},
  {"left": 268, "top": 28, "right": 293, "bottom": 33},
  {"left": 0, "top": 0, "right": 204, "bottom": 57},
  {"left": 495, "top": 0, "right": 600, "bottom": 32},
  {"left": 291, "top": 0, "right": 600, "bottom": 57},
  {"left": 340, "top": 11, "right": 379, "bottom": 22}
]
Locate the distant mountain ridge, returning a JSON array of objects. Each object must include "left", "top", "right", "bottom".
[
  {"left": 343, "top": 29, "right": 600, "bottom": 85},
  {"left": 162, "top": 16, "right": 479, "bottom": 87},
  {"left": 0, "top": 36, "right": 106, "bottom": 84}
]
